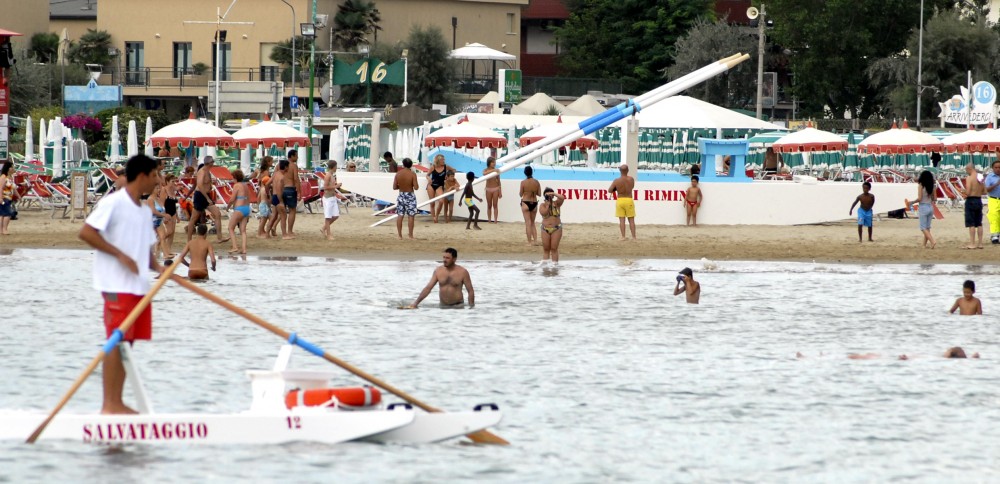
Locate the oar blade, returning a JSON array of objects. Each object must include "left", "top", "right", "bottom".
[{"left": 465, "top": 429, "right": 510, "bottom": 445}]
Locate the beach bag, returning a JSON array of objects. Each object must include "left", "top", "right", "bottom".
[{"left": 887, "top": 208, "right": 907, "bottom": 219}]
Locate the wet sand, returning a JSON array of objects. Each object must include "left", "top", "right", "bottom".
[{"left": 0, "top": 203, "right": 996, "bottom": 264}]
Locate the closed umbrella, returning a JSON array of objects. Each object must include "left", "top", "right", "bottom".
[
  {"left": 144, "top": 117, "right": 155, "bottom": 157},
  {"left": 240, "top": 119, "right": 252, "bottom": 174},
  {"left": 38, "top": 118, "right": 46, "bottom": 164},
  {"left": 127, "top": 120, "right": 139, "bottom": 157},
  {"left": 52, "top": 122, "right": 63, "bottom": 178},
  {"left": 109, "top": 115, "right": 122, "bottom": 162},
  {"left": 24, "top": 116, "right": 34, "bottom": 162}
]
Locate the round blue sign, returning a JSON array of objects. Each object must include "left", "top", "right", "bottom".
[{"left": 973, "top": 81, "right": 995, "bottom": 105}]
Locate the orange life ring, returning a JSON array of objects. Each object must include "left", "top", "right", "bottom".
[{"left": 285, "top": 386, "right": 382, "bottom": 409}]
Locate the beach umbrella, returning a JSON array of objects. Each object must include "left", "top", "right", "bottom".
[
  {"left": 771, "top": 127, "right": 848, "bottom": 153},
  {"left": 519, "top": 122, "right": 598, "bottom": 151},
  {"left": 144, "top": 117, "right": 155, "bottom": 157},
  {"left": 231, "top": 121, "right": 310, "bottom": 150},
  {"left": 149, "top": 119, "right": 236, "bottom": 149},
  {"left": 109, "top": 115, "right": 122, "bottom": 162},
  {"left": 24, "top": 116, "right": 34, "bottom": 162},
  {"left": 239, "top": 119, "right": 252, "bottom": 174},
  {"left": 52, "top": 122, "right": 63, "bottom": 177},
  {"left": 127, "top": 120, "right": 139, "bottom": 157},
  {"left": 857, "top": 123, "right": 943, "bottom": 155},
  {"left": 425, "top": 123, "right": 507, "bottom": 149},
  {"left": 844, "top": 132, "right": 859, "bottom": 168},
  {"left": 38, "top": 118, "right": 46, "bottom": 164}
]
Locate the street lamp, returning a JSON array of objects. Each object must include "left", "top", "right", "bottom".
[
  {"left": 401, "top": 48, "right": 409, "bottom": 106},
  {"left": 280, "top": 0, "right": 296, "bottom": 101},
  {"left": 301, "top": 21, "right": 316, "bottom": 167},
  {"left": 916, "top": 0, "right": 925, "bottom": 129},
  {"left": 753, "top": 3, "right": 767, "bottom": 120}
]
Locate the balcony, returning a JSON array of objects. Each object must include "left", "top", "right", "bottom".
[
  {"left": 454, "top": 74, "right": 624, "bottom": 98},
  {"left": 91, "top": 66, "right": 310, "bottom": 96}
]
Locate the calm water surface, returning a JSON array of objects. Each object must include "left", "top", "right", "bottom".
[{"left": 1, "top": 249, "right": 999, "bottom": 482}]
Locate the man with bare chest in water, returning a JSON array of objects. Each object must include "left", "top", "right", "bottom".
[{"left": 409, "top": 248, "right": 475, "bottom": 308}]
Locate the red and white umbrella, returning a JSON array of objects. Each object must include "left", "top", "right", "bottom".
[
  {"left": 232, "top": 121, "right": 310, "bottom": 149},
  {"left": 519, "top": 122, "right": 599, "bottom": 151},
  {"left": 771, "top": 127, "right": 846, "bottom": 153},
  {"left": 857, "top": 121, "right": 943, "bottom": 155},
  {"left": 425, "top": 122, "right": 507, "bottom": 149},
  {"left": 148, "top": 112, "right": 235, "bottom": 148},
  {"left": 943, "top": 128, "right": 1000, "bottom": 153}
]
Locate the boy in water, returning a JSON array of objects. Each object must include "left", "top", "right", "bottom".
[
  {"left": 950, "top": 280, "right": 983, "bottom": 315},
  {"left": 849, "top": 181, "right": 876, "bottom": 242},
  {"left": 673, "top": 267, "right": 700, "bottom": 304},
  {"left": 463, "top": 171, "right": 483, "bottom": 230},
  {"left": 177, "top": 223, "right": 216, "bottom": 280},
  {"left": 685, "top": 176, "right": 703, "bottom": 226}
]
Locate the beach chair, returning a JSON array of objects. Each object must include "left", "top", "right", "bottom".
[{"left": 24, "top": 180, "right": 70, "bottom": 218}]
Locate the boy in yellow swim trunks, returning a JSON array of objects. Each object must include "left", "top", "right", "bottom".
[{"left": 609, "top": 164, "right": 637, "bottom": 240}]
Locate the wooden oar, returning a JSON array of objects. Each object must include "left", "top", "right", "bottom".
[
  {"left": 27, "top": 261, "right": 180, "bottom": 444},
  {"left": 171, "top": 276, "right": 509, "bottom": 445}
]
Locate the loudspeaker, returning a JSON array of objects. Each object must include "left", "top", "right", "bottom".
[{"left": 0, "top": 42, "right": 15, "bottom": 69}]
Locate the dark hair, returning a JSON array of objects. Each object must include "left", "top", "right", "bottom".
[
  {"left": 487, "top": 156, "right": 496, "bottom": 167},
  {"left": 993, "top": 160, "right": 1000, "bottom": 167},
  {"left": 524, "top": 166, "right": 533, "bottom": 178},
  {"left": 444, "top": 247, "right": 458, "bottom": 258},
  {"left": 196, "top": 223, "right": 208, "bottom": 236},
  {"left": 278, "top": 159, "right": 290, "bottom": 171},
  {"left": 260, "top": 156, "right": 273, "bottom": 171},
  {"left": 466, "top": 171, "right": 475, "bottom": 181},
  {"left": 862, "top": 181, "right": 872, "bottom": 189},
  {"left": 543, "top": 187, "right": 554, "bottom": 196},
  {"left": 402, "top": 158, "right": 413, "bottom": 168},
  {"left": 383, "top": 151, "right": 393, "bottom": 159},
  {"left": 945, "top": 347, "right": 968, "bottom": 359},
  {"left": 964, "top": 280, "right": 976, "bottom": 292},
  {"left": 327, "top": 160, "right": 338, "bottom": 169},
  {"left": 917, "top": 170, "right": 935, "bottom": 196},
  {"left": 232, "top": 169, "right": 245, "bottom": 182},
  {"left": 125, "top": 155, "right": 158, "bottom": 182},
  {"left": 287, "top": 149, "right": 298, "bottom": 158},
  {"left": 680, "top": 267, "right": 693, "bottom": 277},
  {"left": 690, "top": 164, "right": 701, "bottom": 175},
  {"left": 0, "top": 161, "right": 11, "bottom": 176},
  {"left": 691, "top": 175, "right": 699, "bottom": 182}
]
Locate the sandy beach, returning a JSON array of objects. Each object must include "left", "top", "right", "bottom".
[{"left": 0, "top": 203, "right": 997, "bottom": 264}]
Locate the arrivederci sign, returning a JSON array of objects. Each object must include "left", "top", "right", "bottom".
[{"left": 939, "top": 81, "right": 996, "bottom": 126}]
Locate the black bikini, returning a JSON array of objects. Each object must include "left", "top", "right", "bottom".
[{"left": 521, "top": 201, "right": 538, "bottom": 211}]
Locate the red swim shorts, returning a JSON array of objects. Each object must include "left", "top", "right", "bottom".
[{"left": 102, "top": 293, "right": 153, "bottom": 341}]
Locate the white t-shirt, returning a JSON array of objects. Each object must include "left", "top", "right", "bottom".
[{"left": 85, "top": 188, "right": 157, "bottom": 294}]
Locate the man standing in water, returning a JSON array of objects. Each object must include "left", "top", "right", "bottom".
[
  {"left": 609, "top": 164, "right": 636, "bottom": 240},
  {"left": 78, "top": 154, "right": 164, "bottom": 414},
  {"left": 393, "top": 158, "right": 419, "bottom": 239},
  {"left": 409, "top": 248, "right": 475, "bottom": 308},
  {"left": 283, "top": 150, "right": 302, "bottom": 237}
]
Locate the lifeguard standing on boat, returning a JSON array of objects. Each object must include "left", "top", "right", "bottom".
[{"left": 78, "top": 155, "right": 164, "bottom": 414}]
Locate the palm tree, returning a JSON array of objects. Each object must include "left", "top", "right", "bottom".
[
  {"left": 68, "top": 29, "right": 112, "bottom": 66},
  {"left": 333, "top": 0, "right": 382, "bottom": 51}
]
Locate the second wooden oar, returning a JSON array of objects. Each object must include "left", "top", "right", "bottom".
[
  {"left": 171, "top": 275, "right": 510, "bottom": 445},
  {"left": 26, "top": 261, "right": 180, "bottom": 443}
]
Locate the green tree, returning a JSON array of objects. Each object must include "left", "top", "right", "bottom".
[
  {"left": 7, "top": 53, "right": 88, "bottom": 117},
  {"left": 667, "top": 17, "right": 761, "bottom": 108},
  {"left": 67, "top": 29, "right": 112, "bottom": 66},
  {"left": 269, "top": 36, "right": 319, "bottom": 83},
  {"left": 867, "top": 8, "right": 1000, "bottom": 120},
  {"left": 95, "top": 106, "right": 172, "bottom": 148},
  {"left": 29, "top": 32, "right": 60, "bottom": 63},
  {"left": 405, "top": 25, "right": 457, "bottom": 111},
  {"left": 766, "top": 0, "right": 954, "bottom": 118},
  {"left": 333, "top": 0, "right": 383, "bottom": 51},
  {"left": 555, "top": 0, "right": 714, "bottom": 94}
]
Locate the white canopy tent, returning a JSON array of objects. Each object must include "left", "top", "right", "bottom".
[{"left": 449, "top": 43, "right": 516, "bottom": 94}]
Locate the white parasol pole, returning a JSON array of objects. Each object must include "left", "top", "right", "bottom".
[
  {"left": 25, "top": 116, "right": 34, "bottom": 162},
  {"left": 240, "top": 119, "right": 251, "bottom": 174},
  {"left": 52, "top": 122, "right": 63, "bottom": 178},
  {"left": 109, "top": 115, "right": 121, "bottom": 162},
  {"left": 372, "top": 53, "right": 751, "bottom": 227}
]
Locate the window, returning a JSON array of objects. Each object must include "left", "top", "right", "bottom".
[
  {"left": 259, "top": 43, "right": 279, "bottom": 81},
  {"left": 173, "top": 42, "right": 192, "bottom": 77},
  {"left": 124, "top": 41, "right": 144, "bottom": 86},
  {"left": 260, "top": 66, "right": 278, "bottom": 81},
  {"left": 506, "top": 13, "right": 516, "bottom": 34},
  {"left": 212, "top": 42, "right": 232, "bottom": 81}
]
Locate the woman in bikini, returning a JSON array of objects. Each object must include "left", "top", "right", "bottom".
[
  {"left": 539, "top": 187, "right": 564, "bottom": 263},
  {"left": 159, "top": 174, "right": 179, "bottom": 258},
  {"left": 226, "top": 169, "right": 251, "bottom": 254},
  {"left": 520, "top": 165, "right": 541, "bottom": 245},
  {"left": 426, "top": 154, "right": 454, "bottom": 223},
  {"left": 483, "top": 156, "right": 501, "bottom": 223}
]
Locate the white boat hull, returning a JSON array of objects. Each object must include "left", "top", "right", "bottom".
[
  {"left": 339, "top": 172, "right": 917, "bottom": 226},
  {"left": 363, "top": 405, "right": 503, "bottom": 444},
  {"left": 0, "top": 411, "right": 415, "bottom": 444}
]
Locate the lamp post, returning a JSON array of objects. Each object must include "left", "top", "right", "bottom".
[
  {"left": 280, "top": 0, "right": 296, "bottom": 100},
  {"left": 301, "top": 16, "right": 316, "bottom": 167},
  {"left": 401, "top": 48, "right": 409, "bottom": 107},
  {"left": 360, "top": 43, "right": 371, "bottom": 108},
  {"left": 755, "top": 3, "right": 767, "bottom": 120},
  {"left": 183, "top": 1, "right": 252, "bottom": 126},
  {"left": 916, "top": 0, "right": 924, "bottom": 129}
]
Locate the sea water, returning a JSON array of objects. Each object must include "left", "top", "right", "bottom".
[{"left": 1, "top": 249, "right": 999, "bottom": 482}]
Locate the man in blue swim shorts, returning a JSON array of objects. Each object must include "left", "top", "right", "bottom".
[
  {"left": 393, "top": 158, "right": 419, "bottom": 239},
  {"left": 849, "top": 181, "right": 875, "bottom": 242},
  {"left": 282, "top": 150, "right": 301, "bottom": 236}
]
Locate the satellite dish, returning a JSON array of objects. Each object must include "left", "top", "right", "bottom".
[
  {"left": 746, "top": 6, "right": 759, "bottom": 19},
  {"left": 320, "top": 80, "right": 342, "bottom": 106}
]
